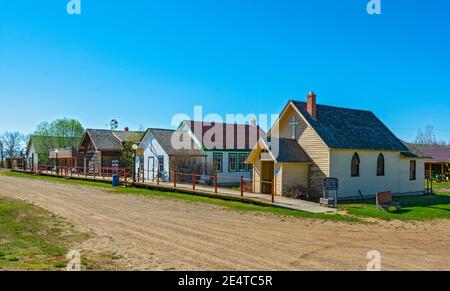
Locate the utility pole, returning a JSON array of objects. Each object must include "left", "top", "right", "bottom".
[{"left": 0, "top": 141, "right": 3, "bottom": 168}]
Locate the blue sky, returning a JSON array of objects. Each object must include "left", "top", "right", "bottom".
[{"left": 1, "top": 0, "right": 449, "bottom": 142}]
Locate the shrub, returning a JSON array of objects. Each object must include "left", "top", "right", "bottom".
[{"left": 284, "top": 185, "right": 308, "bottom": 200}]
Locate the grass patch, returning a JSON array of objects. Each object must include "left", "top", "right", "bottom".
[
  {"left": 340, "top": 191, "right": 450, "bottom": 221},
  {"left": 0, "top": 196, "right": 89, "bottom": 270},
  {"left": 2, "top": 170, "right": 113, "bottom": 189},
  {"left": 430, "top": 181, "right": 450, "bottom": 191},
  {"left": 1, "top": 170, "right": 360, "bottom": 223}
]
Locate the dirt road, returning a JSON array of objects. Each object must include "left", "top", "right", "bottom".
[{"left": 1, "top": 174, "right": 449, "bottom": 271}]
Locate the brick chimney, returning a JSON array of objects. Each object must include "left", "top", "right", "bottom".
[
  {"left": 307, "top": 91, "right": 317, "bottom": 118},
  {"left": 124, "top": 127, "right": 129, "bottom": 132}
]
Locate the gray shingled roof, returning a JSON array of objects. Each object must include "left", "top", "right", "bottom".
[
  {"left": 145, "top": 128, "right": 206, "bottom": 157},
  {"left": 291, "top": 101, "right": 408, "bottom": 151},
  {"left": 85, "top": 129, "right": 145, "bottom": 151},
  {"left": 274, "top": 138, "right": 311, "bottom": 163}
]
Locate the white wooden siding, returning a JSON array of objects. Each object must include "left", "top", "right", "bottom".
[
  {"left": 205, "top": 151, "right": 252, "bottom": 184},
  {"left": 276, "top": 105, "right": 330, "bottom": 196},
  {"left": 139, "top": 135, "right": 170, "bottom": 181},
  {"left": 330, "top": 150, "right": 425, "bottom": 198}
]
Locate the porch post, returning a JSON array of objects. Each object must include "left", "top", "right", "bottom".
[
  {"left": 271, "top": 178, "right": 275, "bottom": 203},
  {"left": 84, "top": 154, "right": 87, "bottom": 175}
]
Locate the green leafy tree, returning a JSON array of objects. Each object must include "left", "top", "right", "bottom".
[
  {"left": 32, "top": 118, "right": 85, "bottom": 164},
  {"left": 120, "top": 141, "right": 136, "bottom": 168},
  {"left": 120, "top": 132, "right": 144, "bottom": 168}
]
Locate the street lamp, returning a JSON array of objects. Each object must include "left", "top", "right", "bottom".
[
  {"left": 132, "top": 144, "right": 139, "bottom": 182},
  {"left": 54, "top": 149, "right": 59, "bottom": 173}
]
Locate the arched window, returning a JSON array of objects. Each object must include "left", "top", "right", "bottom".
[
  {"left": 351, "top": 153, "right": 360, "bottom": 177},
  {"left": 377, "top": 153, "right": 385, "bottom": 176}
]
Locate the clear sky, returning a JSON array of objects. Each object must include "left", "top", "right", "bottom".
[{"left": 1, "top": 0, "right": 449, "bottom": 142}]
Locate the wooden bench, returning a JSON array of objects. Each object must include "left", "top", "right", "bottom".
[{"left": 376, "top": 191, "right": 400, "bottom": 211}]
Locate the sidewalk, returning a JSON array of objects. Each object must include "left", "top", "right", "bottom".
[
  {"left": 140, "top": 179, "right": 333, "bottom": 214},
  {"left": 17, "top": 169, "right": 334, "bottom": 214}
]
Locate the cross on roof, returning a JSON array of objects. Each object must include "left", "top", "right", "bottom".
[{"left": 289, "top": 117, "right": 300, "bottom": 139}]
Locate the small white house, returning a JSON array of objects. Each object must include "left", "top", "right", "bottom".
[
  {"left": 176, "top": 120, "right": 266, "bottom": 184},
  {"left": 26, "top": 135, "right": 83, "bottom": 170},
  {"left": 137, "top": 128, "right": 206, "bottom": 182},
  {"left": 26, "top": 144, "right": 39, "bottom": 169}
]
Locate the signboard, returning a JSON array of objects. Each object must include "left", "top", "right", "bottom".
[
  {"left": 323, "top": 178, "right": 339, "bottom": 191},
  {"left": 136, "top": 148, "right": 144, "bottom": 157},
  {"left": 111, "top": 160, "right": 119, "bottom": 168},
  {"left": 320, "top": 197, "right": 336, "bottom": 207}
]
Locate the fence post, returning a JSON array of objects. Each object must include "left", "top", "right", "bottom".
[
  {"left": 271, "top": 178, "right": 275, "bottom": 203},
  {"left": 240, "top": 176, "right": 244, "bottom": 197},
  {"left": 93, "top": 165, "right": 96, "bottom": 179},
  {"left": 124, "top": 168, "right": 127, "bottom": 186},
  {"left": 174, "top": 170, "right": 177, "bottom": 188},
  {"left": 157, "top": 171, "right": 160, "bottom": 186},
  {"left": 192, "top": 172, "right": 195, "bottom": 190},
  {"left": 214, "top": 174, "right": 218, "bottom": 194}
]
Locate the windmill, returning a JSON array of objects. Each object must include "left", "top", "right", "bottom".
[{"left": 110, "top": 119, "right": 119, "bottom": 130}]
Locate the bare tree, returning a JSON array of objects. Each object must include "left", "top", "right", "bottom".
[
  {"left": 415, "top": 125, "right": 437, "bottom": 146},
  {"left": 0, "top": 140, "right": 4, "bottom": 167},
  {"left": 438, "top": 139, "right": 448, "bottom": 146},
  {"left": 0, "top": 132, "right": 25, "bottom": 157}
]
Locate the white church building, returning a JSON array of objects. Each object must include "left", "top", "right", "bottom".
[{"left": 247, "top": 92, "right": 425, "bottom": 199}]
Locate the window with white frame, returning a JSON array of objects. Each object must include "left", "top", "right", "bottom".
[
  {"left": 158, "top": 156, "right": 164, "bottom": 176},
  {"left": 228, "top": 153, "right": 237, "bottom": 172},
  {"left": 213, "top": 153, "right": 223, "bottom": 173},
  {"left": 238, "top": 153, "right": 248, "bottom": 172}
]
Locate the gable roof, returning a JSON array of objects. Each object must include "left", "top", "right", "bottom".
[
  {"left": 274, "top": 138, "right": 311, "bottom": 163},
  {"left": 290, "top": 101, "right": 408, "bottom": 152},
  {"left": 246, "top": 137, "right": 311, "bottom": 164},
  {"left": 182, "top": 120, "right": 266, "bottom": 151},
  {"left": 401, "top": 142, "right": 427, "bottom": 159},
  {"left": 142, "top": 128, "right": 206, "bottom": 157},
  {"left": 80, "top": 129, "right": 145, "bottom": 152}
]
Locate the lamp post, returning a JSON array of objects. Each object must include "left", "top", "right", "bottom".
[
  {"left": 54, "top": 149, "right": 59, "bottom": 174},
  {"left": 132, "top": 144, "right": 138, "bottom": 183}
]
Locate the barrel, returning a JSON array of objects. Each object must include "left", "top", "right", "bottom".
[{"left": 112, "top": 175, "right": 119, "bottom": 187}]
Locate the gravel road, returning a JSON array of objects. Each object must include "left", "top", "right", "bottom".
[{"left": 1, "top": 174, "right": 449, "bottom": 270}]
